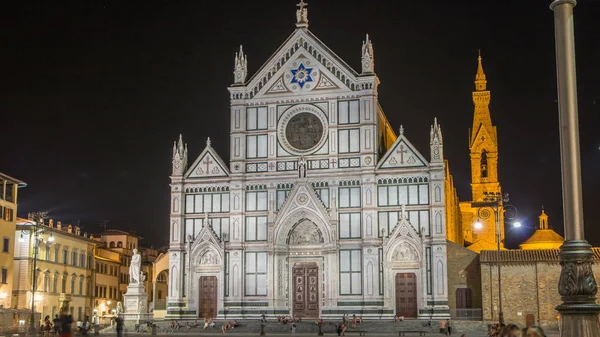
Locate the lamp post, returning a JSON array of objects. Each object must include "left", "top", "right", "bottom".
[
  {"left": 549, "top": 1, "right": 600, "bottom": 335},
  {"left": 25, "top": 211, "right": 49, "bottom": 336},
  {"left": 472, "top": 192, "right": 517, "bottom": 326}
]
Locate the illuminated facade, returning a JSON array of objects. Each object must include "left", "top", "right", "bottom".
[
  {"left": 13, "top": 218, "right": 95, "bottom": 321},
  {"left": 94, "top": 247, "right": 120, "bottom": 315},
  {"left": 0, "top": 173, "right": 26, "bottom": 308},
  {"left": 168, "top": 3, "right": 450, "bottom": 320},
  {"left": 519, "top": 209, "right": 564, "bottom": 250},
  {"left": 445, "top": 55, "right": 505, "bottom": 253}
]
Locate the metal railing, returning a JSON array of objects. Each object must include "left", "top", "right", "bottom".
[
  {"left": 451, "top": 308, "right": 482, "bottom": 320},
  {"left": 154, "top": 299, "right": 166, "bottom": 310}
]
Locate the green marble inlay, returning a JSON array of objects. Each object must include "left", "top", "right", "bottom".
[
  {"left": 337, "top": 301, "right": 384, "bottom": 306},
  {"left": 224, "top": 302, "right": 269, "bottom": 307}
]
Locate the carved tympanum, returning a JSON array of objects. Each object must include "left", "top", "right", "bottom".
[{"left": 289, "top": 220, "right": 323, "bottom": 245}]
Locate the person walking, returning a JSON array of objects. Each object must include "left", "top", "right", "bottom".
[
  {"left": 116, "top": 316, "right": 124, "bottom": 337},
  {"left": 290, "top": 322, "right": 296, "bottom": 335},
  {"left": 447, "top": 319, "right": 452, "bottom": 335}
]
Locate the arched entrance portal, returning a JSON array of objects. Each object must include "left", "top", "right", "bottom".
[{"left": 292, "top": 262, "right": 319, "bottom": 318}]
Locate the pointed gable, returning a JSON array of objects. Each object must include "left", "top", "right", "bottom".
[
  {"left": 190, "top": 215, "right": 224, "bottom": 266},
  {"left": 241, "top": 29, "right": 372, "bottom": 100},
  {"left": 470, "top": 123, "right": 497, "bottom": 151},
  {"left": 186, "top": 139, "right": 230, "bottom": 178},
  {"left": 377, "top": 131, "right": 428, "bottom": 169}
]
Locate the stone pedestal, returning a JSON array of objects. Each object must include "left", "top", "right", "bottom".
[
  {"left": 122, "top": 283, "right": 151, "bottom": 326},
  {"left": 59, "top": 293, "right": 72, "bottom": 313}
]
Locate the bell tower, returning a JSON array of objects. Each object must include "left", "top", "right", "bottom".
[{"left": 469, "top": 52, "right": 501, "bottom": 202}]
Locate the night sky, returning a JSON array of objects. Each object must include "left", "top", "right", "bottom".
[{"left": 3, "top": 1, "right": 599, "bottom": 248}]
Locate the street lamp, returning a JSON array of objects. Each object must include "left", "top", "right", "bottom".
[
  {"left": 24, "top": 211, "right": 49, "bottom": 337},
  {"left": 471, "top": 191, "right": 517, "bottom": 326},
  {"left": 550, "top": 1, "right": 600, "bottom": 335}
]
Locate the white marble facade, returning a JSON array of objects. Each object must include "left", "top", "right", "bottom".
[{"left": 167, "top": 5, "right": 449, "bottom": 320}]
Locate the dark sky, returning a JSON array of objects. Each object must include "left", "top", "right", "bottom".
[{"left": 3, "top": 0, "right": 599, "bottom": 248}]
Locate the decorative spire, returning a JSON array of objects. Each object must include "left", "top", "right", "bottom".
[
  {"left": 295, "top": 0, "right": 309, "bottom": 28},
  {"left": 539, "top": 207, "right": 549, "bottom": 230},
  {"left": 233, "top": 45, "right": 247, "bottom": 84},
  {"left": 172, "top": 134, "right": 188, "bottom": 176},
  {"left": 430, "top": 117, "right": 443, "bottom": 145},
  {"left": 399, "top": 125, "right": 404, "bottom": 136},
  {"left": 475, "top": 49, "right": 487, "bottom": 91},
  {"left": 361, "top": 34, "right": 374, "bottom": 74},
  {"left": 206, "top": 137, "right": 211, "bottom": 147}
]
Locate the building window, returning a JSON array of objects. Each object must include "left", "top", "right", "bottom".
[
  {"left": 185, "top": 193, "right": 230, "bottom": 214},
  {"left": 80, "top": 254, "right": 85, "bottom": 267},
  {"left": 378, "top": 248, "right": 384, "bottom": 295},
  {"left": 79, "top": 278, "right": 84, "bottom": 296},
  {"left": 71, "top": 277, "right": 76, "bottom": 293},
  {"left": 426, "top": 247, "right": 432, "bottom": 295},
  {"left": 62, "top": 275, "right": 67, "bottom": 293},
  {"left": 245, "top": 191, "right": 268, "bottom": 211},
  {"left": 377, "top": 184, "right": 429, "bottom": 206},
  {"left": 276, "top": 189, "right": 292, "bottom": 210},
  {"left": 338, "top": 100, "right": 360, "bottom": 124},
  {"left": 224, "top": 252, "right": 229, "bottom": 297},
  {"left": 63, "top": 250, "right": 68, "bottom": 264},
  {"left": 109, "top": 242, "right": 115, "bottom": 248},
  {"left": 339, "top": 213, "right": 361, "bottom": 239},
  {"left": 246, "top": 107, "right": 268, "bottom": 130},
  {"left": 44, "top": 273, "right": 49, "bottom": 292},
  {"left": 2, "top": 207, "right": 14, "bottom": 222},
  {"left": 72, "top": 252, "right": 77, "bottom": 266},
  {"left": 55, "top": 248, "right": 59, "bottom": 263},
  {"left": 339, "top": 250, "right": 362, "bottom": 295},
  {"left": 378, "top": 210, "right": 430, "bottom": 237},
  {"left": 1, "top": 268, "right": 7, "bottom": 284},
  {"left": 338, "top": 129, "right": 360, "bottom": 153},
  {"left": 245, "top": 252, "right": 267, "bottom": 296},
  {"left": 314, "top": 187, "right": 330, "bottom": 208},
  {"left": 2, "top": 237, "right": 9, "bottom": 253},
  {"left": 45, "top": 246, "right": 50, "bottom": 260},
  {"left": 339, "top": 187, "right": 361, "bottom": 208},
  {"left": 53, "top": 274, "right": 58, "bottom": 292},
  {"left": 246, "top": 135, "right": 268, "bottom": 158},
  {"left": 245, "top": 216, "right": 267, "bottom": 241}
]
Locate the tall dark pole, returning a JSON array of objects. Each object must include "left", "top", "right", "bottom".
[
  {"left": 495, "top": 201, "right": 503, "bottom": 326},
  {"left": 550, "top": 1, "right": 600, "bottom": 336},
  {"left": 27, "top": 222, "right": 40, "bottom": 336}
]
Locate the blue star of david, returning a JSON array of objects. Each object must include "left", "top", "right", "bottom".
[{"left": 290, "top": 63, "right": 313, "bottom": 88}]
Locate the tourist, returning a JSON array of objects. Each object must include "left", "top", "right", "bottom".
[
  {"left": 351, "top": 315, "right": 357, "bottom": 328},
  {"left": 499, "top": 324, "right": 521, "bottom": 337},
  {"left": 525, "top": 326, "right": 546, "bottom": 337},
  {"left": 291, "top": 322, "right": 296, "bottom": 335},
  {"left": 43, "top": 316, "right": 52, "bottom": 337},
  {"left": 447, "top": 319, "right": 452, "bottom": 335},
  {"left": 115, "top": 317, "right": 124, "bottom": 337}
]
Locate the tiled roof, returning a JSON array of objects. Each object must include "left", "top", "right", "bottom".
[
  {"left": 521, "top": 229, "right": 564, "bottom": 245},
  {"left": 480, "top": 248, "right": 600, "bottom": 263}
]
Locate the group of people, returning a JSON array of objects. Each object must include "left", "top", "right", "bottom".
[
  {"left": 42, "top": 314, "right": 74, "bottom": 337},
  {"left": 488, "top": 323, "right": 547, "bottom": 337},
  {"left": 276, "top": 315, "right": 301, "bottom": 324}
]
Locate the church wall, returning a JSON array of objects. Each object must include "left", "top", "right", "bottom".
[
  {"left": 480, "top": 259, "right": 600, "bottom": 330},
  {"left": 446, "top": 242, "right": 481, "bottom": 316}
]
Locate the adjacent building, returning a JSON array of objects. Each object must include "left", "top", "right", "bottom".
[
  {"left": 13, "top": 218, "right": 95, "bottom": 321},
  {"left": 0, "top": 172, "right": 26, "bottom": 309},
  {"left": 168, "top": 4, "right": 450, "bottom": 320}
]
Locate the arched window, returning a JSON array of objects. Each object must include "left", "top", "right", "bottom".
[
  {"left": 109, "top": 242, "right": 115, "bottom": 248},
  {"left": 480, "top": 150, "right": 488, "bottom": 178},
  {"left": 62, "top": 274, "right": 67, "bottom": 293},
  {"left": 79, "top": 276, "right": 84, "bottom": 295},
  {"left": 71, "top": 275, "right": 76, "bottom": 293},
  {"left": 117, "top": 241, "right": 123, "bottom": 248},
  {"left": 53, "top": 273, "right": 59, "bottom": 293}
]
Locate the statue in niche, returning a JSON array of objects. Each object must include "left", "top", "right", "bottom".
[
  {"left": 298, "top": 156, "right": 306, "bottom": 178},
  {"left": 480, "top": 150, "right": 488, "bottom": 178},
  {"left": 200, "top": 250, "right": 218, "bottom": 265},
  {"left": 290, "top": 221, "right": 323, "bottom": 245}
]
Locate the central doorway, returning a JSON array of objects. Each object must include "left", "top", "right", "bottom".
[
  {"left": 292, "top": 262, "right": 319, "bottom": 318},
  {"left": 198, "top": 276, "right": 218, "bottom": 318},
  {"left": 395, "top": 273, "right": 417, "bottom": 318}
]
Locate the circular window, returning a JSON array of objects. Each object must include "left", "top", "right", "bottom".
[
  {"left": 285, "top": 113, "right": 324, "bottom": 151},
  {"left": 278, "top": 104, "right": 328, "bottom": 155}
]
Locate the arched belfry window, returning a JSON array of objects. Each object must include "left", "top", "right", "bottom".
[{"left": 480, "top": 150, "right": 488, "bottom": 178}]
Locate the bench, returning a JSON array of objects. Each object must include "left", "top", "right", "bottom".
[
  {"left": 398, "top": 331, "right": 427, "bottom": 336},
  {"left": 347, "top": 331, "right": 367, "bottom": 336}
]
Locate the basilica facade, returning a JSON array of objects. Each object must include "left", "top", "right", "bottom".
[{"left": 167, "top": 3, "right": 450, "bottom": 320}]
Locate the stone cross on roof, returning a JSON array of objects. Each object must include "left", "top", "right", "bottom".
[
  {"left": 296, "top": 0, "right": 307, "bottom": 10},
  {"left": 295, "top": 0, "right": 308, "bottom": 27}
]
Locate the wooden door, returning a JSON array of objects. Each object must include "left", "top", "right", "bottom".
[
  {"left": 292, "top": 263, "right": 319, "bottom": 318},
  {"left": 198, "top": 276, "right": 218, "bottom": 318},
  {"left": 525, "top": 314, "right": 535, "bottom": 328},
  {"left": 395, "top": 273, "right": 417, "bottom": 317}
]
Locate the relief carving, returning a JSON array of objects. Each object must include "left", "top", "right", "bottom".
[
  {"left": 200, "top": 250, "right": 219, "bottom": 265},
  {"left": 289, "top": 220, "right": 323, "bottom": 245},
  {"left": 393, "top": 242, "right": 417, "bottom": 261}
]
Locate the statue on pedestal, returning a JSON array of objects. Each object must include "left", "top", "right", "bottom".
[{"left": 129, "top": 249, "right": 141, "bottom": 284}]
